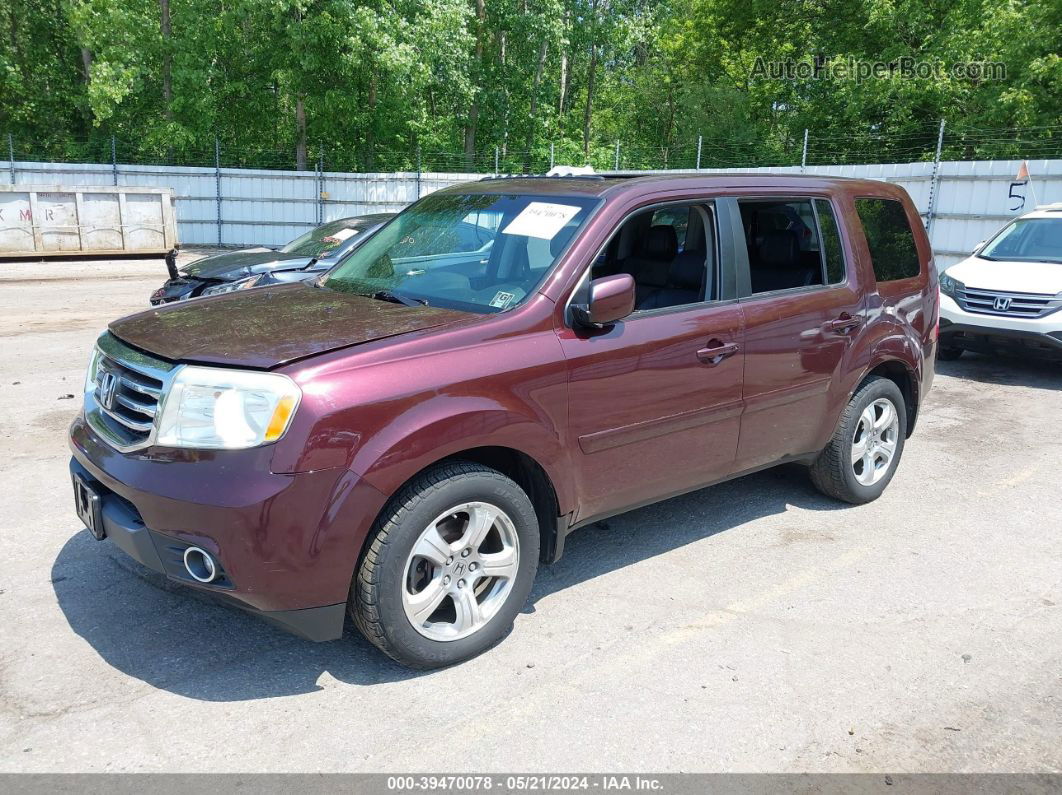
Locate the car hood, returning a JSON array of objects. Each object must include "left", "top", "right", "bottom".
[
  {"left": 109, "top": 283, "right": 473, "bottom": 369},
  {"left": 182, "top": 249, "right": 315, "bottom": 280},
  {"left": 946, "top": 256, "right": 1062, "bottom": 295}
]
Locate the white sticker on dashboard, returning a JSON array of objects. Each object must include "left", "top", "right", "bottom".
[
  {"left": 324, "top": 227, "right": 358, "bottom": 243},
  {"left": 489, "top": 291, "right": 515, "bottom": 308},
  {"left": 501, "top": 202, "right": 581, "bottom": 240}
]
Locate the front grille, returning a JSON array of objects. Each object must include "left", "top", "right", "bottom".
[
  {"left": 93, "top": 359, "right": 162, "bottom": 446},
  {"left": 87, "top": 334, "right": 176, "bottom": 452},
  {"left": 956, "top": 286, "right": 1062, "bottom": 319}
]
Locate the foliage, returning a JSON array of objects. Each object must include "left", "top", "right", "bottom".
[{"left": 0, "top": 0, "right": 1057, "bottom": 170}]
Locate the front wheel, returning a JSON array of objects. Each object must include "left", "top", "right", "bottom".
[
  {"left": 350, "top": 461, "right": 539, "bottom": 669},
  {"left": 810, "top": 376, "right": 907, "bottom": 504}
]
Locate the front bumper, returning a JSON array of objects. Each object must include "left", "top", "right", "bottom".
[
  {"left": 68, "top": 413, "right": 389, "bottom": 641},
  {"left": 939, "top": 293, "right": 1062, "bottom": 361}
]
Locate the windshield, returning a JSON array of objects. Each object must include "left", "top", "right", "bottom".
[
  {"left": 322, "top": 192, "right": 598, "bottom": 313},
  {"left": 281, "top": 219, "right": 369, "bottom": 258},
  {"left": 980, "top": 218, "right": 1062, "bottom": 263}
]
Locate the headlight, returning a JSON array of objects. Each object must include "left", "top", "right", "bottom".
[
  {"left": 84, "top": 347, "right": 102, "bottom": 393},
  {"left": 156, "top": 366, "right": 301, "bottom": 449},
  {"left": 939, "top": 272, "right": 964, "bottom": 298},
  {"left": 200, "top": 274, "right": 267, "bottom": 297}
]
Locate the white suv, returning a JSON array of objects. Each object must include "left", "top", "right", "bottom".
[{"left": 938, "top": 204, "right": 1062, "bottom": 361}]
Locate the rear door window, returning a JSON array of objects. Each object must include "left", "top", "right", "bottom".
[
  {"left": 738, "top": 198, "right": 824, "bottom": 294},
  {"left": 855, "top": 198, "right": 920, "bottom": 282}
]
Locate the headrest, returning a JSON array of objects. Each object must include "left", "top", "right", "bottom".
[
  {"left": 643, "top": 225, "right": 678, "bottom": 261},
  {"left": 758, "top": 230, "right": 799, "bottom": 267},
  {"left": 669, "top": 252, "right": 705, "bottom": 291}
]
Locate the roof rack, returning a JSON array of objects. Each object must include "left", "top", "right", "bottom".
[{"left": 478, "top": 173, "right": 607, "bottom": 181}]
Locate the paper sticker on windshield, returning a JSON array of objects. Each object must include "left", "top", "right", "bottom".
[
  {"left": 501, "top": 202, "right": 581, "bottom": 240},
  {"left": 489, "top": 291, "right": 515, "bottom": 309},
  {"left": 323, "top": 228, "right": 358, "bottom": 243}
]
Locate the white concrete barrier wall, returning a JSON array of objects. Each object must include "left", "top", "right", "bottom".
[{"left": 3, "top": 158, "right": 1059, "bottom": 269}]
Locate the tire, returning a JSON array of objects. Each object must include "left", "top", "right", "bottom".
[
  {"left": 350, "top": 461, "right": 539, "bottom": 669},
  {"left": 937, "top": 346, "right": 964, "bottom": 361},
  {"left": 809, "top": 376, "right": 908, "bottom": 505}
]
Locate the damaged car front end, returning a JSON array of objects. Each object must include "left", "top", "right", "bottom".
[{"left": 150, "top": 213, "right": 394, "bottom": 304}]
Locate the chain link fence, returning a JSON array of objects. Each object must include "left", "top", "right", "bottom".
[
  {"left": 3, "top": 123, "right": 1059, "bottom": 265},
  {"left": 4, "top": 122, "right": 1061, "bottom": 177}
]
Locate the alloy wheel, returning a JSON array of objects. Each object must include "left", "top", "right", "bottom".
[
  {"left": 851, "top": 397, "right": 900, "bottom": 486},
  {"left": 401, "top": 501, "right": 521, "bottom": 641}
]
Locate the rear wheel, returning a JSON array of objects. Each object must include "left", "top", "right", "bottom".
[
  {"left": 810, "top": 376, "right": 907, "bottom": 504},
  {"left": 937, "top": 345, "right": 964, "bottom": 361},
  {"left": 350, "top": 461, "right": 539, "bottom": 669}
]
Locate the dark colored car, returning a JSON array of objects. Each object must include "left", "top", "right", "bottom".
[
  {"left": 70, "top": 174, "right": 937, "bottom": 668},
  {"left": 149, "top": 214, "right": 395, "bottom": 304}
]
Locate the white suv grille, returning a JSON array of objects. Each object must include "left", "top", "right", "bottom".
[{"left": 957, "top": 287, "right": 1062, "bottom": 319}]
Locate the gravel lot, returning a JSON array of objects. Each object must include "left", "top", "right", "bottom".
[{"left": 1, "top": 253, "right": 1060, "bottom": 773}]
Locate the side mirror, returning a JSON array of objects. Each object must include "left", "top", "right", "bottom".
[
  {"left": 972, "top": 239, "right": 987, "bottom": 255},
  {"left": 572, "top": 273, "right": 636, "bottom": 328}
]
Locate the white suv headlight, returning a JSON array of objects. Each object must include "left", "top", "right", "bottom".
[
  {"left": 200, "top": 274, "right": 267, "bottom": 297},
  {"left": 940, "top": 272, "right": 964, "bottom": 298},
  {"left": 156, "top": 366, "right": 301, "bottom": 449}
]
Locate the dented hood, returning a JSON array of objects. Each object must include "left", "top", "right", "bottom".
[
  {"left": 109, "top": 283, "right": 472, "bottom": 369},
  {"left": 180, "top": 248, "right": 315, "bottom": 280}
]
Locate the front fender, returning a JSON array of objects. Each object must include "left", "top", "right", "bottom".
[
  {"left": 271, "top": 322, "right": 573, "bottom": 513},
  {"left": 349, "top": 397, "right": 574, "bottom": 514}
]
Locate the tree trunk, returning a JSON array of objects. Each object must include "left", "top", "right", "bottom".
[
  {"left": 365, "top": 74, "right": 377, "bottom": 170},
  {"left": 524, "top": 39, "right": 548, "bottom": 171},
  {"left": 79, "top": 47, "right": 94, "bottom": 129},
  {"left": 498, "top": 30, "right": 508, "bottom": 159},
  {"left": 80, "top": 48, "right": 93, "bottom": 82},
  {"left": 464, "top": 103, "right": 480, "bottom": 169},
  {"left": 159, "top": 0, "right": 172, "bottom": 122},
  {"left": 582, "top": 0, "right": 599, "bottom": 159},
  {"left": 664, "top": 71, "right": 676, "bottom": 149},
  {"left": 557, "top": 5, "right": 569, "bottom": 116},
  {"left": 295, "top": 95, "right": 307, "bottom": 170},
  {"left": 8, "top": 1, "right": 17, "bottom": 56},
  {"left": 463, "top": 0, "right": 486, "bottom": 168}
]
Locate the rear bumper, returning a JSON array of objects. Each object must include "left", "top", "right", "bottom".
[{"left": 68, "top": 412, "right": 389, "bottom": 641}]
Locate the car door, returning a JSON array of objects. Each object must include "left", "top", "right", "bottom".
[
  {"left": 725, "top": 195, "right": 865, "bottom": 469},
  {"left": 557, "top": 201, "right": 745, "bottom": 523}
]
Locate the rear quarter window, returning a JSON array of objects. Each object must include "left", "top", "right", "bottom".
[
  {"left": 855, "top": 198, "right": 920, "bottom": 282},
  {"left": 814, "top": 199, "right": 846, "bottom": 284}
]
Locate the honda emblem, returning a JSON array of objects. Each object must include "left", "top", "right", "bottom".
[
  {"left": 993, "top": 296, "right": 1012, "bottom": 312},
  {"left": 99, "top": 371, "right": 119, "bottom": 411}
]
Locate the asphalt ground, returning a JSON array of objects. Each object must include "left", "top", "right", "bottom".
[{"left": 1, "top": 253, "right": 1059, "bottom": 772}]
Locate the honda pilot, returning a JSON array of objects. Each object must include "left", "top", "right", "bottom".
[{"left": 69, "top": 174, "right": 937, "bottom": 668}]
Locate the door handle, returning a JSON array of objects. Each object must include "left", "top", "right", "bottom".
[
  {"left": 827, "top": 313, "right": 862, "bottom": 334},
  {"left": 697, "top": 340, "right": 740, "bottom": 365}
]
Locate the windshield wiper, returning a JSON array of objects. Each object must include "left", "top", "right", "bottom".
[{"left": 368, "top": 290, "right": 429, "bottom": 307}]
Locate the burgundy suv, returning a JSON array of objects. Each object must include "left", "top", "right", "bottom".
[{"left": 69, "top": 174, "right": 937, "bottom": 668}]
